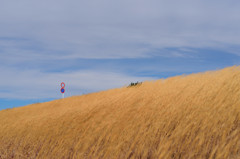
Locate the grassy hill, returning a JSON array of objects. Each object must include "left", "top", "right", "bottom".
[{"left": 0, "top": 66, "right": 239, "bottom": 159}]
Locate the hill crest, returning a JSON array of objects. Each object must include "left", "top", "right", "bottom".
[{"left": 0, "top": 66, "right": 239, "bottom": 159}]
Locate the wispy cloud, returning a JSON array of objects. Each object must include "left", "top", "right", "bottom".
[{"left": 0, "top": 66, "right": 155, "bottom": 99}]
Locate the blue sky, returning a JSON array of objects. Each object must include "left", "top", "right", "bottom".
[{"left": 1, "top": 0, "right": 240, "bottom": 110}]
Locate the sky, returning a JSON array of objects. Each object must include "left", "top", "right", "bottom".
[{"left": 1, "top": 0, "right": 240, "bottom": 110}]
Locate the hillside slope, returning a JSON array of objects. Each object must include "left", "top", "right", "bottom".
[{"left": 0, "top": 66, "right": 239, "bottom": 159}]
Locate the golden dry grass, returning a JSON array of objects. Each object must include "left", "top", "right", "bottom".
[{"left": 0, "top": 66, "right": 240, "bottom": 159}]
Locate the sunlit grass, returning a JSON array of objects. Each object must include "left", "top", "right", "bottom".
[{"left": 0, "top": 66, "right": 239, "bottom": 158}]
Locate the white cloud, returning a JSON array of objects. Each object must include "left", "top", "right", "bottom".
[{"left": 1, "top": 0, "right": 240, "bottom": 60}]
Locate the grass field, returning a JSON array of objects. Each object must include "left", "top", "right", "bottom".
[{"left": 0, "top": 66, "right": 239, "bottom": 159}]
